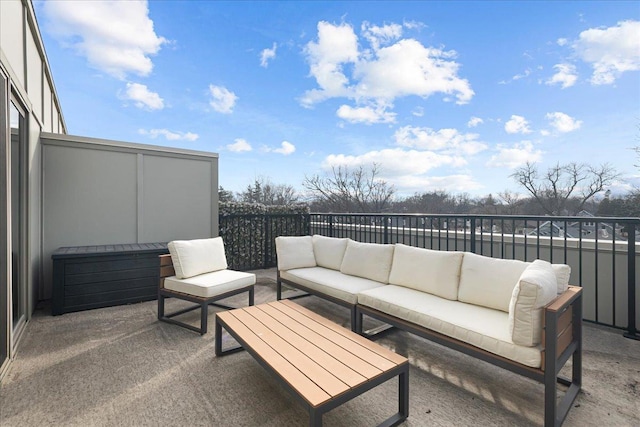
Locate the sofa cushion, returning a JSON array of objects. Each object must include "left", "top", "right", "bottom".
[
  {"left": 280, "top": 267, "right": 385, "bottom": 305},
  {"left": 168, "top": 237, "right": 227, "bottom": 279},
  {"left": 312, "top": 235, "right": 348, "bottom": 270},
  {"left": 388, "top": 244, "right": 463, "bottom": 300},
  {"left": 552, "top": 264, "right": 571, "bottom": 294},
  {"left": 340, "top": 240, "right": 394, "bottom": 283},
  {"left": 358, "top": 285, "right": 542, "bottom": 368},
  {"left": 275, "top": 236, "right": 316, "bottom": 271},
  {"left": 164, "top": 269, "right": 255, "bottom": 298},
  {"left": 509, "top": 260, "right": 558, "bottom": 346},
  {"left": 458, "top": 252, "right": 529, "bottom": 312}
]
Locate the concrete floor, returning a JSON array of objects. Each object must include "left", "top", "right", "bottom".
[{"left": 0, "top": 268, "right": 638, "bottom": 426}]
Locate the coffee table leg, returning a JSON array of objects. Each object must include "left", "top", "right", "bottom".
[
  {"left": 214, "top": 315, "right": 244, "bottom": 356},
  {"left": 309, "top": 407, "right": 322, "bottom": 427},
  {"left": 399, "top": 367, "right": 409, "bottom": 420}
]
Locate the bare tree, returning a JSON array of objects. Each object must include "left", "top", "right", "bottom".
[
  {"left": 497, "top": 190, "right": 524, "bottom": 215},
  {"left": 303, "top": 164, "right": 395, "bottom": 213},
  {"left": 238, "top": 177, "right": 299, "bottom": 205},
  {"left": 511, "top": 162, "right": 619, "bottom": 215}
]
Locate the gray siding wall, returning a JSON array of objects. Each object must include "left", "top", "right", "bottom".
[{"left": 41, "top": 133, "right": 219, "bottom": 298}]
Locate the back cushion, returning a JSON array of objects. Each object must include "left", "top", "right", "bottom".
[
  {"left": 275, "top": 236, "right": 316, "bottom": 271},
  {"left": 388, "top": 245, "right": 463, "bottom": 300},
  {"left": 508, "top": 260, "right": 558, "bottom": 346},
  {"left": 312, "top": 235, "right": 348, "bottom": 270},
  {"left": 340, "top": 240, "right": 394, "bottom": 283},
  {"left": 168, "top": 237, "right": 227, "bottom": 279},
  {"left": 552, "top": 264, "right": 571, "bottom": 294},
  {"left": 458, "top": 252, "right": 529, "bottom": 312}
]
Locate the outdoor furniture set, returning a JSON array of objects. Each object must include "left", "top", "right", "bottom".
[{"left": 157, "top": 235, "right": 583, "bottom": 426}]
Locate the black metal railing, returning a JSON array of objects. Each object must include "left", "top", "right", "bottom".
[{"left": 219, "top": 211, "right": 639, "bottom": 339}]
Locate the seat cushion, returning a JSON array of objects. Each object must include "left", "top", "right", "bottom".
[
  {"left": 458, "top": 252, "right": 529, "bottom": 312},
  {"left": 168, "top": 237, "right": 227, "bottom": 279},
  {"left": 340, "top": 240, "right": 394, "bottom": 283},
  {"left": 312, "top": 235, "right": 348, "bottom": 270},
  {"left": 509, "top": 260, "right": 558, "bottom": 346},
  {"left": 358, "top": 285, "right": 542, "bottom": 368},
  {"left": 164, "top": 269, "right": 256, "bottom": 298},
  {"left": 280, "top": 267, "right": 385, "bottom": 305},
  {"left": 276, "top": 236, "right": 316, "bottom": 271},
  {"left": 389, "top": 244, "right": 463, "bottom": 300}
]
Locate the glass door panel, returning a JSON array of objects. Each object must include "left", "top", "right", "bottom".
[{"left": 10, "top": 100, "right": 25, "bottom": 333}]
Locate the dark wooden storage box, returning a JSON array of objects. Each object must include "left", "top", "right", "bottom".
[{"left": 52, "top": 243, "right": 168, "bottom": 315}]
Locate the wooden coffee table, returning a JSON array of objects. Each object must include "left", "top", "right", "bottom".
[{"left": 215, "top": 299, "right": 409, "bottom": 427}]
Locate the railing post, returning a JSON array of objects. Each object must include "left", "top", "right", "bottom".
[
  {"left": 470, "top": 217, "right": 477, "bottom": 254},
  {"left": 263, "top": 214, "right": 269, "bottom": 269},
  {"left": 328, "top": 214, "right": 334, "bottom": 237},
  {"left": 384, "top": 216, "right": 389, "bottom": 244},
  {"left": 624, "top": 223, "right": 639, "bottom": 340},
  {"left": 305, "top": 213, "right": 311, "bottom": 236}
]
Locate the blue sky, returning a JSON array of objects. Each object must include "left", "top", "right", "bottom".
[{"left": 35, "top": 1, "right": 640, "bottom": 198}]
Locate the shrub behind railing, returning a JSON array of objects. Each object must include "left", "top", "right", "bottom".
[{"left": 219, "top": 202, "right": 310, "bottom": 270}]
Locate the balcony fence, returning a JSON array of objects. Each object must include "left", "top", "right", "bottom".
[{"left": 219, "top": 212, "right": 639, "bottom": 340}]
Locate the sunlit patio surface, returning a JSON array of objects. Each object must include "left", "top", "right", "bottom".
[{"left": 1, "top": 269, "right": 638, "bottom": 427}]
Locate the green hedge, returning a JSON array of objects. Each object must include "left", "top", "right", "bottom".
[{"left": 219, "top": 202, "right": 310, "bottom": 270}]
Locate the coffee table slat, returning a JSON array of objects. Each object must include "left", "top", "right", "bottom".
[
  {"left": 231, "top": 308, "right": 350, "bottom": 397},
  {"left": 248, "top": 305, "right": 369, "bottom": 387},
  {"left": 272, "top": 301, "right": 402, "bottom": 370},
  {"left": 280, "top": 300, "right": 407, "bottom": 365},
  {"left": 219, "top": 310, "right": 331, "bottom": 406},
  {"left": 256, "top": 304, "right": 380, "bottom": 383}
]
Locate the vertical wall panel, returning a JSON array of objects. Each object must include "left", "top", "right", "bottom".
[
  {"left": 42, "top": 144, "right": 138, "bottom": 298},
  {"left": 0, "top": 0, "right": 25, "bottom": 88},
  {"left": 43, "top": 81, "right": 52, "bottom": 132},
  {"left": 25, "top": 31, "right": 42, "bottom": 121},
  {"left": 141, "top": 155, "right": 214, "bottom": 243}
]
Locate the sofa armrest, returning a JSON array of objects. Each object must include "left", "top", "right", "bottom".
[{"left": 542, "top": 285, "right": 582, "bottom": 370}]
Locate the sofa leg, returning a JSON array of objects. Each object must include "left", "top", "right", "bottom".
[
  {"left": 249, "top": 287, "right": 255, "bottom": 306},
  {"left": 200, "top": 302, "right": 208, "bottom": 335},
  {"left": 353, "top": 308, "right": 363, "bottom": 334},
  {"left": 157, "top": 294, "right": 165, "bottom": 320},
  {"left": 276, "top": 280, "right": 282, "bottom": 300}
]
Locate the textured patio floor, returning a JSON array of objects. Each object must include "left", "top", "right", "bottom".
[{"left": 1, "top": 268, "right": 638, "bottom": 426}]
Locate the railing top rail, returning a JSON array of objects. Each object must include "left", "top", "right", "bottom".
[{"left": 310, "top": 213, "right": 640, "bottom": 223}]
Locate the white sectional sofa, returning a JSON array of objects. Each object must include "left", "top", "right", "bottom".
[{"left": 275, "top": 235, "right": 582, "bottom": 426}]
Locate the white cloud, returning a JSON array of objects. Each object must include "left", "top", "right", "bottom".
[
  {"left": 336, "top": 104, "right": 396, "bottom": 124},
  {"left": 260, "top": 43, "right": 277, "bottom": 67},
  {"left": 557, "top": 38, "right": 568, "bottom": 46},
  {"left": 361, "top": 21, "right": 403, "bottom": 50},
  {"left": 353, "top": 39, "right": 474, "bottom": 104},
  {"left": 123, "top": 83, "right": 164, "bottom": 110},
  {"left": 467, "top": 116, "right": 484, "bottom": 127},
  {"left": 301, "top": 20, "right": 474, "bottom": 116},
  {"left": 504, "top": 115, "right": 532, "bottom": 134},
  {"left": 487, "top": 141, "right": 542, "bottom": 169},
  {"left": 546, "top": 112, "right": 582, "bottom": 133},
  {"left": 324, "top": 149, "right": 466, "bottom": 176},
  {"left": 42, "top": 0, "right": 166, "bottom": 79},
  {"left": 573, "top": 20, "right": 640, "bottom": 85},
  {"left": 227, "top": 138, "right": 252, "bottom": 152},
  {"left": 546, "top": 63, "right": 578, "bottom": 88},
  {"left": 394, "top": 126, "right": 487, "bottom": 155},
  {"left": 390, "top": 174, "right": 482, "bottom": 193},
  {"left": 138, "top": 128, "right": 198, "bottom": 141},
  {"left": 412, "top": 107, "right": 424, "bottom": 117},
  {"left": 273, "top": 141, "right": 296, "bottom": 155},
  {"left": 209, "top": 85, "right": 238, "bottom": 114},
  {"left": 300, "top": 21, "right": 359, "bottom": 106}
]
